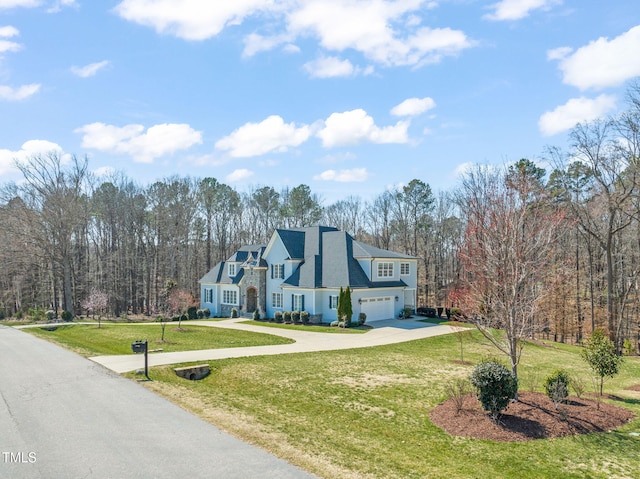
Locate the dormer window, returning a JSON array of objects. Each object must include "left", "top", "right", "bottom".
[{"left": 228, "top": 263, "right": 236, "bottom": 277}]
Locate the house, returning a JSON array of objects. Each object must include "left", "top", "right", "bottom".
[{"left": 199, "top": 226, "right": 417, "bottom": 323}]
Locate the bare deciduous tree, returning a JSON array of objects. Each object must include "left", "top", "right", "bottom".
[{"left": 456, "top": 165, "right": 567, "bottom": 381}]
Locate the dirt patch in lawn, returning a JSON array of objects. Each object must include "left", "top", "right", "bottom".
[
  {"left": 628, "top": 384, "right": 640, "bottom": 392},
  {"left": 430, "top": 391, "right": 635, "bottom": 442}
]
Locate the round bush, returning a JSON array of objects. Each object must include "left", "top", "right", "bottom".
[
  {"left": 544, "top": 369, "right": 570, "bottom": 404},
  {"left": 230, "top": 308, "right": 238, "bottom": 319},
  {"left": 274, "top": 311, "right": 283, "bottom": 323},
  {"left": 469, "top": 360, "right": 518, "bottom": 420},
  {"left": 300, "top": 311, "right": 310, "bottom": 325},
  {"left": 61, "top": 310, "right": 73, "bottom": 322},
  {"left": 252, "top": 309, "right": 260, "bottom": 321}
]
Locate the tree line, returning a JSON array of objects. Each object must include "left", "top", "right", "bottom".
[{"left": 1, "top": 83, "right": 639, "bottom": 355}]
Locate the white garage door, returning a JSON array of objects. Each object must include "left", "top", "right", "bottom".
[{"left": 360, "top": 296, "right": 394, "bottom": 322}]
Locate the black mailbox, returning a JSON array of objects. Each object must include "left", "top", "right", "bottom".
[{"left": 131, "top": 340, "right": 147, "bottom": 354}]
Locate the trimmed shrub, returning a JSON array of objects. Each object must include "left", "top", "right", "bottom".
[
  {"left": 469, "top": 360, "right": 518, "bottom": 421},
  {"left": 252, "top": 309, "right": 260, "bottom": 321},
  {"left": 330, "top": 320, "right": 339, "bottom": 327},
  {"left": 357, "top": 312, "right": 367, "bottom": 326},
  {"left": 300, "top": 311, "right": 310, "bottom": 325},
  {"left": 45, "top": 310, "right": 55, "bottom": 322},
  {"left": 202, "top": 308, "right": 211, "bottom": 318},
  {"left": 61, "top": 310, "right": 73, "bottom": 322},
  {"left": 187, "top": 306, "right": 198, "bottom": 320},
  {"left": 544, "top": 369, "right": 570, "bottom": 407},
  {"left": 274, "top": 311, "right": 283, "bottom": 323},
  {"left": 291, "top": 310, "right": 301, "bottom": 323},
  {"left": 180, "top": 313, "right": 188, "bottom": 323},
  {"left": 283, "top": 311, "right": 292, "bottom": 323},
  {"left": 230, "top": 308, "right": 238, "bottom": 319},
  {"left": 196, "top": 309, "right": 204, "bottom": 319}
]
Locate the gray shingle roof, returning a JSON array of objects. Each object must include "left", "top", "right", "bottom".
[
  {"left": 281, "top": 227, "right": 408, "bottom": 289},
  {"left": 202, "top": 226, "right": 412, "bottom": 289}
]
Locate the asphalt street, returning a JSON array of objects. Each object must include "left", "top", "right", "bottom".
[{"left": 0, "top": 325, "right": 317, "bottom": 479}]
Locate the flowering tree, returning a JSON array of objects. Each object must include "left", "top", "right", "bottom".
[
  {"left": 456, "top": 164, "right": 567, "bottom": 382},
  {"left": 81, "top": 288, "right": 108, "bottom": 329},
  {"left": 167, "top": 287, "right": 196, "bottom": 330}
]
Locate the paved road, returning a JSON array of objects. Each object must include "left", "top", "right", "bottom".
[
  {"left": 0, "top": 325, "right": 317, "bottom": 479},
  {"left": 90, "top": 318, "right": 460, "bottom": 373}
]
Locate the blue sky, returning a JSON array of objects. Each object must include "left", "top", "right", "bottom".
[{"left": 1, "top": 1, "right": 639, "bottom": 203}]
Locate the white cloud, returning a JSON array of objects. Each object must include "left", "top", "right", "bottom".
[
  {"left": 391, "top": 97, "right": 436, "bottom": 117},
  {"left": 316, "top": 109, "right": 410, "bottom": 148},
  {"left": 0, "top": 39, "right": 21, "bottom": 53},
  {"left": 546, "top": 46, "right": 571, "bottom": 61},
  {"left": 0, "top": 139, "right": 64, "bottom": 175},
  {"left": 47, "top": 0, "right": 77, "bottom": 13},
  {"left": 215, "top": 115, "right": 311, "bottom": 158},
  {"left": 93, "top": 166, "right": 116, "bottom": 178},
  {"left": 0, "top": 83, "right": 40, "bottom": 100},
  {"left": 0, "top": 26, "right": 19, "bottom": 37},
  {"left": 484, "top": 0, "right": 560, "bottom": 21},
  {"left": 115, "top": 0, "right": 473, "bottom": 68},
  {"left": 313, "top": 168, "right": 369, "bottom": 182},
  {"left": 71, "top": 60, "right": 110, "bottom": 78},
  {"left": 114, "top": 0, "right": 270, "bottom": 41},
  {"left": 288, "top": 0, "right": 473, "bottom": 67},
  {"left": 303, "top": 56, "right": 357, "bottom": 78},
  {"left": 554, "top": 25, "right": 640, "bottom": 90},
  {"left": 538, "top": 94, "right": 616, "bottom": 136},
  {"left": 76, "top": 122, "right": 202, "bottom": 163},
  {"left": 0, "top": 26, "right": 21, "bottom": 54},
  {"left": 242, "top": 33, "right": 294, "bottom": 57},
  {"left": 226, "top": 168, "right": 254, "bottom": 183},
  {"left": 0, "top": 0, "right": 39, "bottom": 9},
  {"left": 452, "top": 161, "right": 474, "bottom": 178}
]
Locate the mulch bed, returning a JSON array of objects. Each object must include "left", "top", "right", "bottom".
[{"left": 430, "top": 391, "right": 636, "bottom": 442}]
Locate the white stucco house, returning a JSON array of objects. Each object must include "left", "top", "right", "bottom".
[{"left": 199, "top": 226, "right": 417, "bottom": 323}]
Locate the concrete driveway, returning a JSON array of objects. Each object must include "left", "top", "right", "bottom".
[
  {"left": 90, "top": 318, "right": 460, "bottom": 373},
  {"left": 0, "top": 325, "right": 317, "bottom": 479}
]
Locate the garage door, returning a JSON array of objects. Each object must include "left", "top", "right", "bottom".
[{"left": 360, "top": 296, "right": 394, "bottom": 322}]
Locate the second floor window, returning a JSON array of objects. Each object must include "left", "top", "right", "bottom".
[
  {"left": 400, "top": 263, "right": 410, "bottom": 275},
  {"left": 377, "top": 262, "right": 393, "bottom": 278},
  {"left": 228, "top": 263, "right": 236, "bottom": 277},
  {"left": 272, "top": 264, "right": 284, "bottom": 279}
]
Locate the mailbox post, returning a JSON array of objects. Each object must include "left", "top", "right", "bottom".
[{"left": 131, "top": 339, "right": 149, "bottom": 380}]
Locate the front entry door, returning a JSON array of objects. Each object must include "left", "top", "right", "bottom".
[{"left": 246, "top": 287, "right": 257, "bottom": 313}]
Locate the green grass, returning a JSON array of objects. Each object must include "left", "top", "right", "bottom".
[
  {"left": 133, "top": 330, "right": 640, "bottom": 479},
  {"left": 239, "top": 320, "right": 368, "bottom": 333},
  {"left": 25, "top": 323, "right": 294, "bottom": 357}
]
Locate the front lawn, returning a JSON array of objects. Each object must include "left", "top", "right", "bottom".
[
  {"left": 135, "top": 331, "right": 640, "bottom": 479},
  {"left": 25, "top": 323, "right": 294, "bottom": 357}
]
